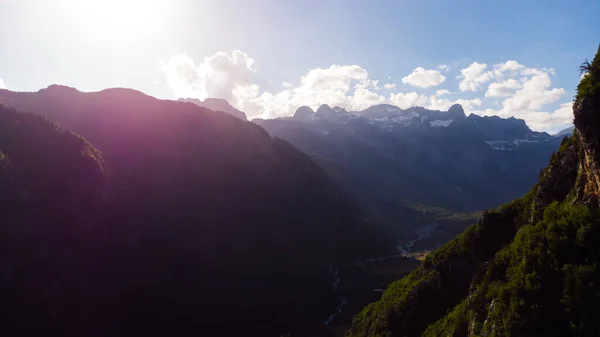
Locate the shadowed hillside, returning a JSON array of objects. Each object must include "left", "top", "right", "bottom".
[{"left": 0, "top": 88, "right": 393, "bottom": 337}]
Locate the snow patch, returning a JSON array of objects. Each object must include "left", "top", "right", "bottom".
[
  {"left": 484, "top": 140, "right": 509, "bottom": 146},
  {"left": 490, "top": 146, "right": 513, "bottom": 151},
  {"left": 429, "top": 119, "right": 454, "bottom": 127},
  {"left": 512, "top": 138, "right": 536, "bottom": 145},
  {"left": 372, "top": 116, "right": 389, "bottom": 122}
]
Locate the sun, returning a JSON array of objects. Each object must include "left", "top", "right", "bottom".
[{"left": 61, "top": 0, "right": 166, "bottom": 42}]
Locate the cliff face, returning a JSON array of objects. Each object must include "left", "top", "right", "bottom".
[{"left": 348, "top": 44, "right": 600, "bottom": 337}]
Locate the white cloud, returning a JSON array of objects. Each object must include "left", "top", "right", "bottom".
[
  {"left": 354, "top": 87, "right": 386, "bottom": 110},
  {"left": 438, "top": 64, "right": 450, "bottom": 72},
  {"left": 160, "top": 50, "right": 255, "bottom": 103},
  {"left": 435, "top": 89, "right": 451, "bottom": 96},
  {"left": 428, "top": 97, "right": 482, "bottom": 113},
  {"left": 401, "top": 67, "right": 446, "bottom": 88},
  {"left": 0, "top": 78, "right": 5, "bottom": 89},
  {"left": 160, "top": 51, "right": 570, "bottom": 131},
  {"left": 458, "top": 62, "right": 493, "bottom": 92},
  {"left": 492, "top": 60, "right": 524, "bottom": 77},
  {"left": 485, "top": 78, "right": 522, "bottom": 97},
  {"left": 471, "top": 66, "right": 567, "bottom": 131},
  {"left": 501, "top": 71, "right": 565, "bottom": 113},
  {"left": 389, "top": 92, "right": 428, "bottom": 109},
  {"left": 513, "top": 102, "right": 573, "bottom": 132}
]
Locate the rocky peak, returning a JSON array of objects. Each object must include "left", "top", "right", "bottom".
[
  {"left": 447, "top": 104, "right": 466, "bottom": 118},
  {"left": 316, "top": 104, "right": 332, "bottom": 115},
  {"left": 315, "top": 103, "right": 349, "bottom": 121},
  {"left": 178, "top": 97, "right": 247, "bottom": 121},
  {"left": 293, "top": 106, "right": 315, "bottom": 120},
  {"left": 332, "top": 106, "right": 348, "bottom": 114},
  {"left": 38, "top": 85, "right": 82, "bottom": 99}
]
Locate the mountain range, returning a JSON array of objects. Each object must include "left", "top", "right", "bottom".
[
  {"left": 0, "top": 52, "right": 585, "bottom": 336},
  {"left": 255, "top": 102, "right": 563, "bottom": 236},
  {"left": 178, "top": 97, "right": 248, "bottom": 121},
  {"left": 554, "top": 125, "right": 575, "bottom": 136}
]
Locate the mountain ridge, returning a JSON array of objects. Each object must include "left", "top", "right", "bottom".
[
  {"left": 0, "top": 86, "right": 393, "bottom": 337},
  {"left": 347, "top": 43, "right": 600, "bottom": 337},
  {"left": 178, "top": 97, "right": 248, "bottom": 120},
  {"left": 255, "top": 102, "right": 561, "bottom": 237}
]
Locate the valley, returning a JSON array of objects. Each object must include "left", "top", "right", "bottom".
[
  {"left": 1, "top": 2, "right": 597, "bottom": 336},
  {"left": 0, "top": 85, "right": 561, "bottom": 337}
]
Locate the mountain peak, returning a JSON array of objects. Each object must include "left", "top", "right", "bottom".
[
  {"left": 447, "top": 104, "right": 465, "bottom": 118},
  {"left": 178, "top": 97, "right": 247, "bottom": 121},
  {"left": 293, "top": 106, "right": 315, "bottom": 120},
  {"left": 316, "top": 104, "right": 332, "bottom": 113},
  {"left": 39, "top": 84, "right": 81, "bottom": 97}
]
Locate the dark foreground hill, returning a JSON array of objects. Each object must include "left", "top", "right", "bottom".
[
  {"left": 0, "top": 88, "right": 393, "bottom": 337},
  {"left": 347, "top": 45, "right": 600, "bottom": 337}
]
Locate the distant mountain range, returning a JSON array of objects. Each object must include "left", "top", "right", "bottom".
[
  {"left": 178, "top": 97, "right": 248, "bottom": 120},
  {"left": 554, "top": 125, "right": 575, "bottom": 137},
  {"left": 255, "top": 103, "right": 561, "bottom": 232}
]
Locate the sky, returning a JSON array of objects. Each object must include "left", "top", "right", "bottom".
[{"left": 0, "top": 0, "right": 598, "bottom": 133}]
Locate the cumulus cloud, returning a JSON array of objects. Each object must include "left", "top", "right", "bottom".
[
  {"left": 479, "top": 102, "right": 573, "bottom": 132},
  {"left": 457, "top": 62, "right": 493, "bottom": 92},
  {"left": 519, "top": 102, "right": 573, "bottom": 132},
  {"left": 428, "top": 97, "right": 482, "bottom": 113},
  {"left": 472, "top": 66, "right": 567, "bottom": 131},
  {"left": 438, "top": 64, "right": 450, "bottom": 72},
  {"left": 401, "top": 67, "right": 446, "bottom": 88},
  {"left": 160, "top": 50, "right": 571, "bottom": 131},
  {"left": 493, "top": 60, "right": 524, "bottom": 76},
  {"left": 389, "top": 92, "right": 428, "bottom": 109},
  {"left": 501, "top": 71, "right": 565, "bottom": 113},
  {"left": 0, "top": 78, "right": 5, "bottom": 89},
  {"left": 435, "top": 89, "right": 451, "bottom": 96},
  {"left": 485, "top": 79, "right": 522, "bottom": 97},
  {"left": 160, "top": 50, "right": 255, "bottom": 104}
]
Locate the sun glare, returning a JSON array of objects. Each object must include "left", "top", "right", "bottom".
[{"left": 61, "top": 0, "right": 165, "bottom": 42}]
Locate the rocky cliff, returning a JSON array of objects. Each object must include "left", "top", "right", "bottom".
[{"left": 348, "top": 44, "right": 600, "bottom": 337}]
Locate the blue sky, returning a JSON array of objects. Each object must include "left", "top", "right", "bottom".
[{"left": 0, "top": 0, "right": 598, "bottom": 132}]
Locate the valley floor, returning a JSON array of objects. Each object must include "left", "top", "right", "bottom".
[{"left": 315, "top": 220, "right": 473, "bottom": 336}]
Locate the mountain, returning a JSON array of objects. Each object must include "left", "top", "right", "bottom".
[
  {"left": 554, "top": 125, "right": 575, "bottom": 136},
  {"left": 0, "top": 104, "right": 111, "bottom": 336},
  {"left": 0, "top": 86, "right": 392, "bottom": 336},
  {"left": 347, "top": 44, "right": 600, "bottom": 337},
  {"left": 254, "top": 102, "right": 561, "bottom": 235},
  {"left": 178, "top": 97, "right": 248, "bottom": 120}
]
